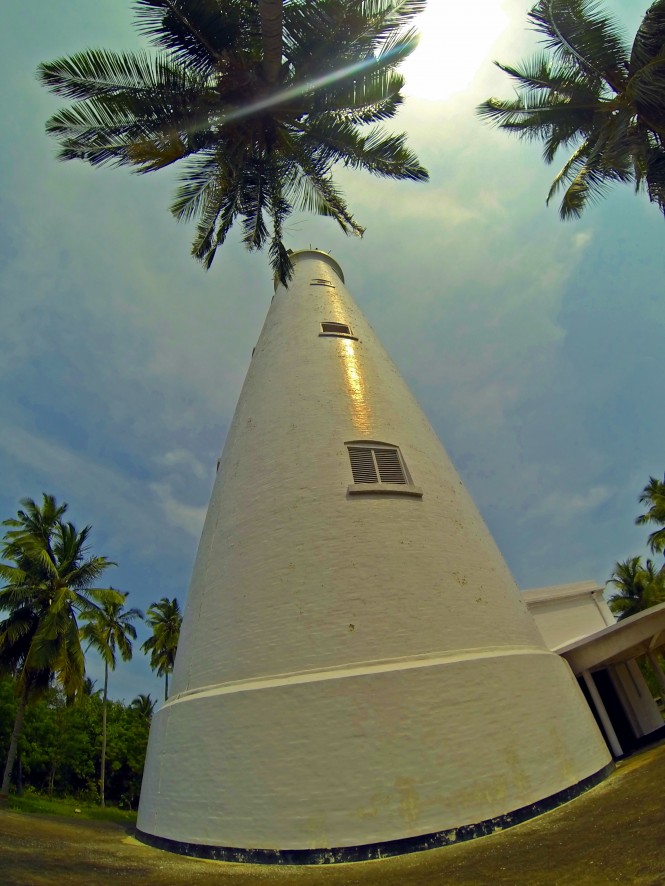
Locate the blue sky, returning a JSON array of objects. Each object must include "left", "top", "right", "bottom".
[{"left": 1, "top": 1, "right": 662, "bottom": 702}]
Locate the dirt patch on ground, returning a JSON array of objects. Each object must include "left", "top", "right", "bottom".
[{"left": 3, "top": 742, "right": 665, "bottom": 886}]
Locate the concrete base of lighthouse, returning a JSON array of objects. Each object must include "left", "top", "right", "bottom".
[
  {"left": 136, "top": 767, "right": 610, "bottom": 864},
  {"left": 136, "top": 646, "right": 612, "bottom": 862}
]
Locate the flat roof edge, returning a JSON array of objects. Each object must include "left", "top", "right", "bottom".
[{"left": 522, "top": 580, "right": 603, "bottom": 604}]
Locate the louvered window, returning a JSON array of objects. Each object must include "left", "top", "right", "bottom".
[
  {"left": 347, "top": 445, "right": 406, "bottom": 484},
  {"left": 348, "top": 447, "right": 379, "bottom": 483},
  {"left": 374, "top": 448, "right": 406, "bottom": 483},
  {"left": 346, "top": 443, "right": 422, "bottom": 496}
]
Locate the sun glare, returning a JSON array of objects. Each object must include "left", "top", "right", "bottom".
[{"left": 401, "top": 1, "right": 510, "bottom": 101}]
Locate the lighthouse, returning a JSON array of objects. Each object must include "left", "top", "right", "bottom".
[{"left": 136, "top": 250, "right": 611, "bottom": 862}]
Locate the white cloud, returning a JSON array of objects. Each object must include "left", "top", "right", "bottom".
[
  {"left": 0, "top": 423, "right": 204, "bottom": 559},
  {"left": 149, "top": 481, "right": 207, "bottom": 538},
  {"left": 158, "top": 448, "right": 208, "bottom": 480},
  {"left": 573, "top": 231, "right": 593, "bottom": 250},
  {"left": 530, "top": 485, "right": 614, "bottom": 526}
]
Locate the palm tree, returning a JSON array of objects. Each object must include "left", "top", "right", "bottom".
[
  {"left": 141, "top": 597, "right": 182, "bottom": 701},
  {"left": 607, "top": 556, "right": 665, "bottom": 620},
  {"left": 81, "top": 592, "right": 143, "bottom": 806},
  {"left": 636, "top": 474, "right": 665, "bottom": 554},
  {"left": 477, "top": 0, "right": 665, "bottom": 219},
  {"left": 0, "top": 495, "right": 119, "bottom": 795},
  {"left": 37, "top": 0, "right": 429, "bottom": 285},
  {"left": 130, "top": 693, "right": 156, "bottom": 720}
]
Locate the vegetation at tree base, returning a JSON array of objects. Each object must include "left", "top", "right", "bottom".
[
  {"left": 38, "top": 0, "right": 429, "bottom": 285},
  {"left": 478, "top": 0, "right": 665, "bottom": 220},
  {"left": 141, "top": 597, "right": 183, "bottom": 701},
  {"left": 80, "top": 592, "right": 143, "bottom": 806},
  {"left": 7, "top": 791, "right": 137, "bottom": 823},
  {"left": 608, "top": 474, "right": 665, "bottom": 619},
  {"left": 0, "top": 495, "right": 119, "bottom": 796},
  {"left": 0, "top": 675, "right": 150, "bottom": 809}
]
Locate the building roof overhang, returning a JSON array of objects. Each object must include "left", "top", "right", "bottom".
[
  {"left": 522, "top": 580, "right": 604, "bottom": 605},
  {"left": 555, "top": 602, "right": 665, "bottom": 674}
]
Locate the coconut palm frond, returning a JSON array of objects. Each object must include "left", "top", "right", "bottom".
[
  {"left": 629, "top": 0, "right": 665, "bottom": 71},
  {"left": 170, "top": 150, "right": 221, "bottom": 222},
  {"left": 308, "top": 70, "right": 405, "bottom": 125},
  {"left": 300, "top": 115, "right": 427, "bottom": 181},
  {"left": 556, "top": 159, "right": 615, "bottom": 217},
  {"left": 607, "top": 555, "right": 663, "bottom": 620},
  {"left": 529, "top": 0, "right": 628, "bottom": 88},
  {"left": 134, "top": 0, "right": 258, "bottom": 74},
  {"left": 478, "top": 0, "right": 665, "bottom": 220},
  {"left": 37, "top": 49, "right": 210, "bottom": 102},
  {"left": 495, "top": 55, "right": 599, "bottom": 95},
  {"left": 627, "top": 2, "right": 665, "bottom": 136},
  {"left": 636, "top": 474, "right": 665, "bottom": 553},
  {"left": 40, "top": 0, "right": 428, "bottom": 282},
  {"left": 642, "top": 142, "right": 665, "bottom": 211}
]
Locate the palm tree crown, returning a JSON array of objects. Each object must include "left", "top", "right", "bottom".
[
  {"left": 81, "top": 592, "right": 143, "bottom": 676},
  {"left": 607, "top": 555, "right": 665, "bottom": 620},
  {"left": 141, "top": 596, "right": 182, "bottom": 700},
  {"left": 636, "top": 474, "right": 665, "bottom": 554},
  {"left": 131, "top": 692, "right": 157, "bottom": 720},
  {"left": 0, "top": 496, "right": 119, "bottom": 698},
  {"left": 477, "top": 0, "right": 665, "bottom": 219},
  {"left": 38, "top": 0, "right": 429, "bottom": 284}
]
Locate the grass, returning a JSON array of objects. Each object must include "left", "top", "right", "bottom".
[
  {"left": 1, "top": 742, "right": 665, "bottom": 884},
  {"left": 7, "top": 792, "right": 137, "bottom": 825}
]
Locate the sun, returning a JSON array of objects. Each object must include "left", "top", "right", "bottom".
[{"left": 401, "top": 1, "right": 510, "bottom": 101}]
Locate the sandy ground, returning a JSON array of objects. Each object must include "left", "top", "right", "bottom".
[{"left": 2, "top": 742, "right": 665, "bottom": 886}]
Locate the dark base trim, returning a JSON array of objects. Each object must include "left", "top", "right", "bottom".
[{"left": 135, "top": 762, "right": 613, "bottom": 865}]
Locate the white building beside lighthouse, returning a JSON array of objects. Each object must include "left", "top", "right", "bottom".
[{"left": 137, "top": 249, "right": 613, "bottom": 863}]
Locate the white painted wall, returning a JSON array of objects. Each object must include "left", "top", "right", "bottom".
[
  {"left": 525, "top": 582, "right": 615, "bottom": 650},
  {"left": 138, "top": 252, "right": 611, "bottom": 852}
]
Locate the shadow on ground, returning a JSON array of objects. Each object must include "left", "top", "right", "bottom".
[{"left": 2, "top": 741, "right": 665, "bottom": 885}]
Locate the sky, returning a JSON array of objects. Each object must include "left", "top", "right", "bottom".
[{"left": 1, "top": 1, "right": 662, "bottom": 702}]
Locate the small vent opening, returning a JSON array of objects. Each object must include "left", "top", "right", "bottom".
[
  {"left": 321, "top": 321, "right": 352, "bottom": 336},
  {"left": 348, "top": 445, "right": 407, "bottom": 484},
  {"left": 310, "top": 278, "right": 334, "bottom": 287}
]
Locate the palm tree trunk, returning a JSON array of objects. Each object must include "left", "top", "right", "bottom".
[
  {"left": 100, "top": 661, "right": 108, "bottom": 807},
  {"left": 1, "top": 680, "right": 29, "bottom": 796},
  {"left": 259, "top": 0, "right": 283, "bottom": 87},
  {"left": 48, "top": 760, "right": 56, "bottom": 798},
  {"left": 164, "top": 672, "right": 169, "bottom": 702},
  {"left": 16, "top": 749, "right": 23, "bottom": 797}
]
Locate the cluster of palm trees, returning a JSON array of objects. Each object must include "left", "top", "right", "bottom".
[
  {"left": 608, "top": 475, "right": 665, "bottom": 620},
  {"left": 0, "top": 495, "right": 182, "bottom": 805}
]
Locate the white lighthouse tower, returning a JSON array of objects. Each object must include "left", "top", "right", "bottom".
[{"left": 137, "top": 250, "right": 611, "bottom": 862}]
